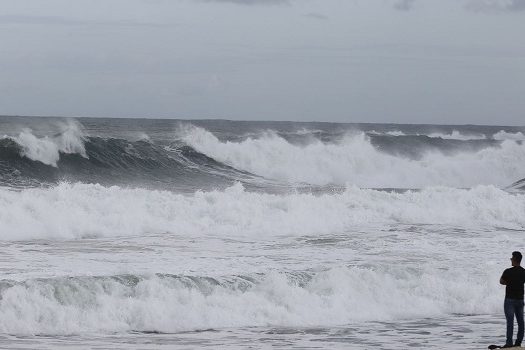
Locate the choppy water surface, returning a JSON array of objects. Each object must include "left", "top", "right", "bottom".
[
  {"left": 1, "top": 116, "right": 524, "bottom": 349},
  {"left": 0, "top": 316, "right": 509, "bottom": 349}
]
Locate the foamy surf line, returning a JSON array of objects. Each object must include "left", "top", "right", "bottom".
[
  {"left": 0, "top": 267, "right": 502, "bottom": 335},
  {"left": 0, "top": 182, "right": 524, "bottom": 241}
]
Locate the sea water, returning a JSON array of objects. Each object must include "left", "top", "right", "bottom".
[{"left": 0, "top": 116, "right": 524, "bottom": 349}]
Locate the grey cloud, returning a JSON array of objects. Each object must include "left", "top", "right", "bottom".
[
  {"left": 393, "top": 0, "right": 416, "bottom": 11},
  {"left": 466, "top": 0, "right": 525, "bottom": 12},
  {"left": 0, "top": 15, "right": 168, "bottom": 27},
  {"left": 507, "top": 0, "right": 525, "bottom": 10},
  {"left": 200, "top": 0, "right": 289, "bottom": 5},
  {"left": 304, "top": 12, "right": 328, "bottom": 20}
]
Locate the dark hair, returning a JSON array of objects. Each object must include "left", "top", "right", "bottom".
[{"left": 513, "top": 251, "right": 523, "bottom": 263}]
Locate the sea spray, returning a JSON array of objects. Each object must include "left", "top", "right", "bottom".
[{"left": 4, "top": 119, "right": 88, "bottom": 166}]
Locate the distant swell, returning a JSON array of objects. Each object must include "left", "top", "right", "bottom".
[{"left": 0, "top": 183, "right": 524, "bottom": 241}]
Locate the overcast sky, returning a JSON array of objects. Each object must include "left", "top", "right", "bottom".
[{"left": 1, "top": 0, "right": 524, "bottom": 124}]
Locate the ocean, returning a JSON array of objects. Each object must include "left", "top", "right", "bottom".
[{"left": 0, "top": 115, "right": 524, "bottom": 349}]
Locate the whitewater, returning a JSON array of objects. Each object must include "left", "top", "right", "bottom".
[{"left": 0, "top": 116, "right": 525, "bottom": 349}]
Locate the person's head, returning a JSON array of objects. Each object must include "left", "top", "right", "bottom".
[{"left": 511, "top": 251, "right": 522, "bottom": 266}]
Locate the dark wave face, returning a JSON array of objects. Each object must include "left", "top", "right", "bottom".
[
  {"left": 508, "top": 177, "right": 525, "bottom": 191},
  {"left": 1, "top": 116, "right": 524, "bottom": 190},
  {"left": 367, "top": 134, "right": 502, "bottom": 159},
  {"left": 0, "top": 136, "right": 260, "bottom": 191}
]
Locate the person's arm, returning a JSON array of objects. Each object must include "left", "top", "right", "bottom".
[{"left": 501, "top": 270, "right": 508, "bottom": 285}]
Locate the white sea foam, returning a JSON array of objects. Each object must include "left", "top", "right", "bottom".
[
  {"left": 135, "top": 132, "right": 152, "bottom": 142},
  {"left": 367, "top": 130, "right": 407, "bottom": 136},
  {"left": 181, "top": 125, "right": 525, "bottom": 188},
  {"left": 427, "top": 130, "right": 487, "bottom": 140},
  {"left": 0, "top": 182, "right": 523, "bottom": 241},
  {"left": 0, "top": 265, "right": 502, "bottom": 335},
  {"left": 368, "top": 130, "right": 486, "bottom": 140},
  {"left": 493, "top": 130, "right": 525, "bottom": 141},
  {"left": 385, "top": 130, "right": 406, "bottom": 137},
  {"left": 4, "top": 120, "right": 87, "bottom": 167}
]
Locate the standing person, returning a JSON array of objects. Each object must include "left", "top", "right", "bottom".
[{"left": 500, "top": 251, "right": 525, "bottom": 348}]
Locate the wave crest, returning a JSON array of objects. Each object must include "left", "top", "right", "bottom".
[
  {"left": 3, "top": 120, "right": 87, "bottom": 167},
  {"left": 182, "top": 125, "right": 525, "bottom": 188}
]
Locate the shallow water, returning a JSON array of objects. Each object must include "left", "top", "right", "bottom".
[{"left": 0, "top": 315, "right": 507, "bottom": 349}]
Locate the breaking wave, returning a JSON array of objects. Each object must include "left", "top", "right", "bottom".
[
  {"left": 182, "top": 125, "right": 525, "bottom": 188},
  {"left": 2, "top": 120, "right": 525, "bottom": 189},
  {"left": 2, "top": 120, "right": 87, "bottom": 167},
  {"left": 0, "top": 266, "right": 502, "bottom": 335},
  {"left": 0, "top": 182, "right": 524, "bottom": 241},
  {"left": 0, "top": 128, "right": 257, "bottom": 190}
]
